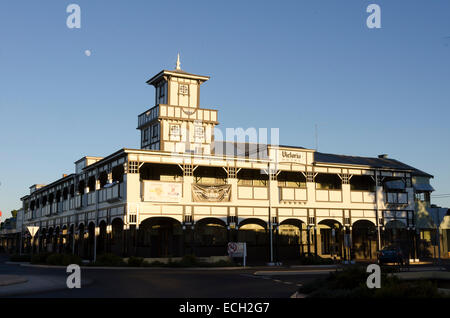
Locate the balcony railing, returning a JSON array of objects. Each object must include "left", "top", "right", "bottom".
[
  {"left": 279, "top": 187, "right": 307, "bottom": 201},
  {"left": 350, "top": 191, "right": 376, "bottom": 203},
  {"left": 138, "top": 104, "right": 219, "bottom": 129},
  {"left": 316, "top": 189, "right": 342, "bottom": 202},
  {"left": 43, "top": 205, "right": 51, "bottom": 216},
  {"left": 87, "top": 192, "right": 96, "bottom": 206},
  {"left": 138, "top": 105, "right": 159, "bottom": 128},
  {"left": 385, "top": 192, "right": 408, "bottom": 204},
  {"left": 74, "top": 195, "right": 82, "bottom": 209},
  {"left": 106, "top": 183, "right": 121, "bottom": 202}
]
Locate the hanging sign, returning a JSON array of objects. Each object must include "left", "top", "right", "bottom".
[{"left": 192, "top": 184, "right": 231, "bottom": 202}]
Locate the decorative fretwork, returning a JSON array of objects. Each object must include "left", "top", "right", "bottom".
[
  {"left": 128, "top": 161, "right": 139, "bottom": 174},
  {"left": 224, "top": 167, "right": 240, "bottom": 179},
  {"left": 128, "top": 214, "right": 137, "bottom": 224},
  {"left": 184, "top": 215, "right": 193, "bottom": 224},
  {"left": 308, "top": 216, "right": 315, "bottom": 225},
  {"left": 405, "top": 177, "right": 412, "bottom": 188},
  {"left": 305, "top": 172, "right": 316, "bottom": 183},
  {"left": 183, "top": 164, "right": 194, "bottom": 176},
  {"left": 339, "top": 174, "right": 352, "bottom": 184}
]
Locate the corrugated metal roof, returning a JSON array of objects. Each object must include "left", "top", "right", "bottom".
[{"left": 314, "top": 152, "right": 433, "bottom": 177}]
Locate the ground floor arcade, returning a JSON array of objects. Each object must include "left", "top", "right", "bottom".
[{"left": 4, "top": 215, "right": 447, "bottom": 263}]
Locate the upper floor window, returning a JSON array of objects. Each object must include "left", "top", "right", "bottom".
[
  {"left": 152, "top": 124, "right": 159, "bottom": 139},
  {"left": 350, "top": 175, "right": 375, "bottom": 192},
  {"left": 194, "top": 166, "right": 227, "bottom": 185},
  {"left": 237, "top": 169, "right": 268, "bottom": 187},
  {"left": 277, "top": 171, "right": 306, "bottom": 188},
  {"left": 315, "top": 174, "right": 341, "bottom": 190}
]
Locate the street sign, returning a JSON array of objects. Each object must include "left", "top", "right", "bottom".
[
  {"left": 27, "top": 226, "right": 39, "bottom": 238},
  {"left": 227, "top": 242, "right": 247, "bottom": 266}
]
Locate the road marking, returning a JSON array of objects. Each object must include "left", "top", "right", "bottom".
[{"left": 273, "top": 279, "right": 282, "bottom": 283}]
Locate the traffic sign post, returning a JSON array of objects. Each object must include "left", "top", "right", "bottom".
[
  {"left": 227, "top": 242, "right": 247, "bottom": 267},
  {"left": 27, "top": 226, "right": 39, "bottom": 256}
]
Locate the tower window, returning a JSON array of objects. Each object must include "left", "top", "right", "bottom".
[
  {"left": 179, "top": 84, "right": 189, "bottom": 95},
  {"left": 194, "top": 126, "right": 205, "bottom": 141},
  {"left": 158, "top": 84, "right": 165, "bottom": 97},
  {"left": 170, "top": 124, "right": 181, "bottom": 141},
  {"left": 152, "top": 124, "right": 159, "bottom": 139}
]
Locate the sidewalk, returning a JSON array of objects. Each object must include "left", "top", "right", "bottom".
[
  {"left": 0, "top": 274, "right": 93, "bottom": 297},
  {"left": 0, "top": 275, "right": 28, "bottom": 286}
]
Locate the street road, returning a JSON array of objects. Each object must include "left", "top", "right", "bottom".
[{"left": 0, "top": 255, "right": 326, "bottom": 298}]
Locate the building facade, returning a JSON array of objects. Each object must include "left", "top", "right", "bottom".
[{"left": 7, "top": 59, "right": 449, "bottom": 263}]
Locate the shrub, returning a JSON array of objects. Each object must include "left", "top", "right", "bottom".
[
  {"left": 46, "top": 253, "right": 64, "bottom": 265},
  {"left": 179, "top": 254, "right": 199, "bottom": 266},
  {"left": 142, "top": 260, "right": 165, "bottom": 267},
  {"left": 9, "top": 254, "right": 31, "bottom": 262},
  {"left": 95, "top": 253, "right": 125, "bottom": 266},
  {"left": 31, "top": 252, "right": 52, "bottom": 264},
  {"left": 61, "top": 254, "right": 82, "bottom": 266},
  {"left": 299, "top": 265, "right": 446, "bottom": 298},
  {"left": 297, "top": 254, "right": 334, "bottom": 265},
  {"left": 127, "top": 256, "right": 144, "bottom": 267}
]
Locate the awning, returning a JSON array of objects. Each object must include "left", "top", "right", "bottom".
[
  {"left": 413, "top": 183, "right": 435, "bottom": 192},
  {"left": 384, "top": 180, "right": 405, "bottom": 190}
]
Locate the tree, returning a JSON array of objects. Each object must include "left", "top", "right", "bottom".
[{"left": 11, "top": 210, "right": 18, "bottom": 218}]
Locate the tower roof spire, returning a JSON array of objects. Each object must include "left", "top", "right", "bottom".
[{"left": 176, "top": 53, "right": 181, "bottom": 70}]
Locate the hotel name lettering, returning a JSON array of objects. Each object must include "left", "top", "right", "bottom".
[
  {"left": 277, "top": 150, "right": 306, "bottom": 164},
  {"left": 281, "top": 151, "right": 302, "bottom": 160}
]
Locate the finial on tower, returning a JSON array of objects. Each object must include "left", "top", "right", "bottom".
[{"left": 176, "top": 53, "right": 181, "bottom": 70}]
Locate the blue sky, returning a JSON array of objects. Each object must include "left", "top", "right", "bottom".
[{"left": 1, "top": 0, "right": 449, "bottom": 219}]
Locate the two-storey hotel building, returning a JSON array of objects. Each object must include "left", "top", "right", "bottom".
[{"left": 16, "top": 59, "right": 439, "bottom": 263}]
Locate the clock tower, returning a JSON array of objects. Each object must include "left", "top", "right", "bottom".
[{"left": 137, "top": 55, "right": 219, "bottom": 154}]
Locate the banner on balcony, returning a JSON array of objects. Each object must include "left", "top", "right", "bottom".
[
  {"left": 144, "top": 181, "right": 182, "bottom": 202},
  {"left": 192, "top": 184, "right": 231, "bottom": 202}
]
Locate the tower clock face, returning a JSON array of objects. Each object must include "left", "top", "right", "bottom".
[{"left": 179, "top": 84, "right": 189, "bottom": 95}]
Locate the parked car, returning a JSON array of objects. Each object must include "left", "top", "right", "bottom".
[{"left": 377, "top": 246, "right": 407, "bottom": 265}]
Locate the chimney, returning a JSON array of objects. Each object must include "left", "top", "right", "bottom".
[{"left": 378, "top": 154, "right": 388, "bottom": 159}]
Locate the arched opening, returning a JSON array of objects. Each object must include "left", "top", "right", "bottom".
[
  {"left": 277, "top": 219, "right": 305, "bottom": 261},
  {"left": 77, "top": 180, "right": 85, "bottom": 195},
  {"left": 98, "top": 171, "right": 108, "bottom": 188},
  {"left": 67, "top": 224, "right": 75, "bottom": 254},
  {"left": 61, "top": 225, "right": 68, "bottom": 253},
  {"left": 54, "top": 227, "right": 61, "bottom": 253},
  {"left": 352, "top": 220, "right": 377, "bottom": 260},
  {"left": 88, "top": 222, "right": 96, "bottom": 261},
  {"left": 87, "top": 176, "right": 96, "bottom": 193},
  {"left": 112, "top": 165, "right": 124, "bottom": 183},
  {"left": 238, "top": 218, "right": 268, "bottom": 262},
  {"left": 137, "top": 217, "right": 182, "bottom": 258},
  {"left": 47, "top": 227, "right": 54, "bottom": 253},
  {"left": 77, "top": 223, "right": 85, "bottom": 258},
  {"left": 192, "top": 218, "right": 227, "bottom": 257},
  {"left": 383, "top": 220, "right": 409, "bottom": 255},
  {"left": 98, "top": 221, "right": 107, "bottom": 255},
  {"left": 111, "top": 218, "right": 124, "bottom": 256},
  {"left": 317, "top": 219, "right": 343, "bottom": 258},
  {"left": 39, "top": 228, "right": 47, "bottom": 253}
]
